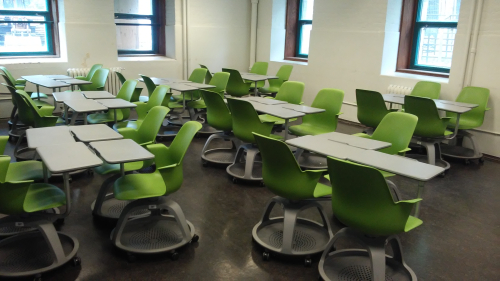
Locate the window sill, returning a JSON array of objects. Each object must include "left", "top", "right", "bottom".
[
  {"left": 397, "top": 69, "right": 449, "bottom": 78},
  {"left": 271, "top": 58, "right": 308, "bottom": 66},
  {"left": 0, "top": 56, "right": 67, "bottom": 65},
  {"left": 382, "top": 70, "right": 449, "bottom": 84},
  {"left": 118, "top": 55, "right": 176, "bottom": 62}
]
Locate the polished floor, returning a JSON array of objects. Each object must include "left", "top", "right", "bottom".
[{"left": 1, "top": 119, "right": 499, "bottom": 281}]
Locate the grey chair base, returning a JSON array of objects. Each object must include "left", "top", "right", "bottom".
[
  {"left": 319, "top": 228, "right": 416, "bottom": 281},
  {"left": 294, "top": 148, "right": 328, "bottom": 170},
  {"left": 201, "top": 132, "right": 240, "bottom": 165},
  {"left": 111, "top": 196, "right": 197, "bottom": 257},
  {"left": 226, "top": 143, "right": 262, "bottom": 182},
  {"left": 0, "top": 208, "right": 60, "bottom": 237},
  {"left": 252, "top": 196, "right": 333, "bottom": 265},
  {"left": 0, "top": 219, "right": 80, "bottom": 279},
  {"left": 410, "top": 137, "right": 450, "bottom": 171},
  {"left": 441, "top": 130, "right": 484, "bottom": 163}
]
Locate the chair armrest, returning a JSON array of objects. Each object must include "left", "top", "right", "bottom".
[
  {"left": 157, "top": 163, "right": 178, "bottom": 170},
  {"left": 117, "top": 127, "right": 138, "bottom": 140},
  {"left": 396, "top": 198, "right": 422, "bottom": 204},
  {"left": 441, "top": 117, "right": 451, "bottom": 121},
  {"left": 138, "top": 141, "right": 154, "bottom": 147},
  {"left": 486, "top": 107, "right": 491, "bottom": 111},
  {"left": 352, "top": 133, "right": 371, "bottom": 139},
  {"left": 37, "top": 106, "right": 55, "bottom": 117},
  {"left": 399, "top": 148, "right": 411, "bottom": 153},
  {"left": 336, "top": 112, "right": 343, "bottom": 116},
  {"left": 146, "top": 143, "right": 172, "bottom": 168}
]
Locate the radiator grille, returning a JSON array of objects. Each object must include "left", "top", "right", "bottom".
[
  {"left": 386, "top": 84, "right": 413, "bottom": 109},
  {"left": 67, "top": 67, "right": 123, "bottom": 95}
]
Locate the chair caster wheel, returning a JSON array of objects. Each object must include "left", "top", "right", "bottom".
[
  {"left": 464, "top": 159, "right": 471, "bottom": 165},
  {"left": 262, "top": 251, "right": 270, "bottom": 261},
  {"left": 72, "top": 256, "right": 81, "bottom": 266},
  {"left": 34, "top": 274, "right": 42, "bottom": 281},
  {"left": 304, "top": 257, "right": 312, "bottom": 267},
  {"left": 202, "top": 160, "right": 208, "bottom": 167},
  {"left": 170, "top": 251, "right": 179, "bottom": 261},
  {"left": 127, "top": 253, "right": 137, "bottom": 263},
  {"left": 232, "top": 177, "right": 238, "bottom": 184},
  {"left": 439, "top": 171, "right": 446, "bottom": 178},
  {"left": 87, "top": 169, "right": 94, "bottom": 176},
  {"left": 55, "top": 218, "right": 65, "bottom": 225},
  {"left": 191, "top": 234, "right": 200, "bottom": 243},
  {"left": 479, "top": 157, "right": 485, "bottom": 163},
  {"left": 259, "top": 181, "right": 265, "bottom": 187}
]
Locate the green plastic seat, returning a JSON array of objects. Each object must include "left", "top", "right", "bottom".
[
  {"left": 319, "top": 157, "right": 422, "bottom": 280},
  {"left": 246, "top": 62, "right": 269, "bottom": 89},
  {"left": 289, "top": 88, "right": 344, "bottom": 136},
  {"left": 446, "top": 87, "right": 490, "bottom": 130},
  {"left": 405, "top": 96, "right": 452, "bottom": 138},
  {"left": 76, "top": 64, "right": 103, "bottom": 81},
  {"left": 260, "top": 65, "right": 293, "bottom": 96},
  {"left": 199, "top": 64, "right": 213, "bottom": 84},
  {"left": 410, "top": 81, "right": 441, "bottom": 99},
  {"left": 77, "top": 68, "right": 109, "bottom": 91},
  {"left": 187, "top": 72, "right": 230, "bottom": 109},
  {"left": 0, "top": 136, "right": 45, "bottom": 182},
  {"left": 0, "top": 66, "right": 27, "bottom": 90},
  {"left": 356, "top": 89, "right": 396, "bottom": 130},
  {"left": 87, "top": 79, "right": 137, "bottom": 124},
  {"left": 259, "top": 81, "right": 304, "bottom": 125},
  {"left": 116, "top": 72, "right": 143, "bottom": 102},
  {"left": 138, "top": 74, "right": 157, "bottom": 103},
  {"left": 1, "top": 74, "right": 48, "bottom": 101},
  {"left": 222, "top": 68, "right": 252, "bottom": 97},
  {"left": 114, "top": 85, "right": 170, "bottom": 130},
  {"left": 171, "top": 68, "right": 207, "bottom": 102}
]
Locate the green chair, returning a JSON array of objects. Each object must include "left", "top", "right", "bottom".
[
  {"left": 199, "top": 64, "right": 213, "bottom": 84},
  {"left": 77, "top": 68, "right": 109, "bottom": 91},
  {"left": 113, "top": 85, "right": 170, "bottom": 130},
  {"left": 405, "top": 95, "right": 452, "bottom": 170},
  {"left": 441, "top": 87, "right": 490, "bottom": 164},
  {"left": 110, "top": 121, "right": 202, "bottom": 258},
  {"left": 138, "top": 74, "right": 157, "bottom": 102},
  {"left": 356, "top": 89, "right": 396, "bottom": 132},
  {"left": 0, "top": 66, "right": 26, "bottom": 90},
  {"left": 247, "top": 61, "right": 269, "bottom": 89},
  {"left": 222, "top": 68, "right": 253, "bottom": 97},
  {"left": 171, "top": 68, "right": 207, "bottom": 102},
  {"left": 226, "top": 98, "right": 282, "bottom": 182},
  {"left": 92, "top": 106, "right": 170, "bottom": 219},
  {"left": 1, "top": 73, "right": 48, "bottom": 102},
  {"left": 258, "top": 81, "right": 304, "bottom": 125},
  {"left": 252, "top": 133, "right": 333, "bottom": 264},
  {"left": 0, "top": 156, "right": 81, "bottom": 278},
  {"left": 200, "top": 90, "right": 240, "bottom": 165},
  {"left": 0, "top": 136, "right": 44, "bottom": 183},
  {"left": 319, "top": 157, "right": 421, "bottom": 281},
  {"left": 410, "top": 81, "right": 441, "bottom": 99},
  {"left": 116, "top": 72, "right": 143, "bottom": 102},
  {"left": 76, "top": 64, "right": 103, "bottom": 81},
  {"left": 187, "top": 72, "right": 230, "bottom": 122},
  {"left": 260, "top": 65, "right": 293, "bottom": 97},
  {"left": 87, "top": 79, "right": 137, "bottom": 124}
]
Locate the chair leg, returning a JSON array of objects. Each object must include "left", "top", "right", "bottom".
[
  {"left": 37, "top": 221, "right": 66, "bottom": 264},
  {"left": 201, "top": 133, "right": 222, "bottom": 154},
  {"left": 294, "top": 148, "right": 304, "bottom": 160},
  {"left": 281, "top": 206, "right": 300, "bottom": 254},
  {"left": 158, "top": 198, "right": 192, "bottom": 242},
  {"left": 386, "top": 179, "right": 402, "bottom": 202},
  {"left": 244, "top": 147, "right": 259, "bottom": 179},
  {"left": 367, "top": 240, "right": 388, "bottom": 281},
  {"left": 13, "top": 131, "right": 26, "bottom": 158},
  {"left": 92, "top": 174, "right": 120, "bottom": 216},
  {"left": 421, "top": 142, "right": 436, "bottom": 165},
  {"left": 462, "top": 130, "right": 482, "bottom": 158}
]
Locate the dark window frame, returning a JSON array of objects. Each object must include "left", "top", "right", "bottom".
[
  {"left": 0, "top": 0, "right": 60, "bottom": 58},
  {"left": 114, "top": 0, "right": 166, "bottom": 56},
  {"left": 397, "top": 0, "right": 459, "bottom": 78},
  {"left": 285, "top": 0, "right": 312, "bottom": 62}
]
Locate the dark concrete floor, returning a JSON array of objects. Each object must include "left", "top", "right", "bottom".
[{"left": 1, "top": 119, "right": 499, "bottom": 281}]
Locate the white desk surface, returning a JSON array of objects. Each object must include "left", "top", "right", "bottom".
[
  {"left": 286, "top": 135, "right": 363, "bottom": 160},
  {"left": 37, "top": 142, "right": 102, "bottom": 174},
  {"left": 56, "top": 78, "right": 92, "bottom": 85},
  {"left": 317, "top": 132, "right": 391, "bottom": 150},
  {"left": 82, "top": 91, "right": 115, "bottom": 99},
  {"left": 248, "top": 97, "right": 288, "bottom": 105},
  {"left": 26, "top": 126, "right": 76, "bottom": 149},
  {"left": 65, "top": 99, "right": 108, "bottom": 113},
  {"left": 252, "top": 102, "right": 305, "bottom": 119},
  {"left": 281, "top": 104, "right": 326, "bottom": 114},
  {"left": 53, "top": 92, "right": 86, "bottom": 103},
  {"left": 241, "top": 74, "right": 278, "bottom": 82},
  {"left": 96, "top": 99, "right": 137, "bottom": 109},
  {"left": 90, "top": 139, "right": 154, "bottom": 164},
  {"left": 45, "top": 75, "right": 73, "bottom": 80},
  {"left": 22, "top": 76, "right": 69, "bottom": 88},
  {"left": 382, "top": 94, "right": 473, "bottom": 114},
  {"left": 70, "top": 124, "right": 123, "bottom": 142},
  {"left": 184, "top": 82, "right": 216, "bottom": 89},
  {"left": 140, "top": 77, "right": 191, "bottom": 84}
]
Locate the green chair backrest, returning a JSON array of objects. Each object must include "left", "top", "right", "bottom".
[
  {"left": 267, "top": 65, "right": 293, "bottom": 90},
  {"left": 114, "top": 80, "right": 138, "bottom": 120},
  {"left": 0, "top": 169, "right": 35, "bottom": 214},
  {"left": 11, "top": 90, "right": 35, "bottom": 126},
  {"left": 85, "top": 64, "right": 103, "bottom": 81},
  {"left": 222, "top": 68, "right": 251, "bottom": 97},
  {"left": 446, "top": 87, "right": 490, "bottom": 129},
  {"left": 227, "top": 98, "right": 274, "bottom": 143},
  {"left": 209, "top": 72, "right": 230, "bottom": 95},
  {"left": 139, "top": 75, "right": 157, "bottom": 97},
  {"left": 199, "top": 64, "right": 213, "bottom": 84},
  {"left": 327, "top": 157, "right": 416, "bottom": 236},
  {"left": 167, "top": 121, "right": 202, "bottom": 165},
  {"left": 188, "top": 68, "right": 208, "bottom": 84},
  {"left": 356, "top": 89, "right": 391, "bottom": 129},
  {"left": 79, "top": 68, "right": 109, "bottom": 91},
  {"left": 0, "top": 136, "right": 8, "bottom": 155},
  {"left": 371, "top": 112, "right": 418, "bottom": 155},
  {"left": 302, "top": 88, "right": 344, "bottom": 132},
  {"left": 0, "top": 66, "right": 17, "bottom": 85},
  {"left": 115, "top": 71, "right": 127, "bottom": 85},
  {"left": 250, "top": 62, "right": 269, "bottom": 88},
  {"left": 147, "top": 85, "right": 169, "bottom": 109},
  {"left": 201, "top": 90, "right": 232, "bottom": 131},
  {"left": 410, "top": 81, "right": 441, "bottom": 99},
  {"left": 135, "top": 106, "right": 170, "bottom": 145},
  {"left": 254, "top": 133, "right": 320, "bottom": 200},
  {"left": 404, "top": 95, "right": 448, "bottom": 137},
  {"left": 1, "top": 79, "right": 18, "bottom": 106},
  {"left": 0, "top": 155, "right": 9, "bottom": 183},
  {"left": 18, "top": 91, "right": 58, "bottom": 128},
  {"left": 274, "top": 81, "right": 304, "bottom": 105}
]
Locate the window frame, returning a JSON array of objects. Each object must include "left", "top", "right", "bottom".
[
  {"left": 114, "top": 0, "right": 166, "bottom": 56},
  {"left": 284, "top": 0, "right": 312, "bottom": 62},
  {"left": 396, "top": 0, "right": 460, "bottom": 77},
  {"left": 0, "top": 0, "right": 60, "bottom": 58}
]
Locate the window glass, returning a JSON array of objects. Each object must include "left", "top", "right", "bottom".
[
  {"left": 299, "top": 24, "right": 312, "bottom": 56},
  {"left": 418, "top": 0, "right": 461, "bottom": 22},
  {"left": 0, "top": 0, "right": 47, "bottom": 11},
  {"left": 299, "top": 0, "right": 314, "bottom": 21},
  {"left": 416, "top": 27, "right": 456, "bottom": 68},
  {"left": 116, "top": 25, "right": 153, "bottom": 51}
]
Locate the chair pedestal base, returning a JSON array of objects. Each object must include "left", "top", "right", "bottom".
[
  {"left": 226, "top": 144, "right": 262, "bottom": 182},
  {"left": 410, "top": 138, "right": 450, "bottom": 171},
  {"left": 319, "top": 228, "right": 416, "bottom": 281},
  {"left": 294, "top": 148, "right": 328, "bottom": 170},
  {"left": 201, "top": 132, "right": 240, "bottom": 165},
  {"left": 0, "top": 208, "right": 60, "bottom": 237},
  {"left": 441, "top": 130, "right": 483, "bottom": 162},
  {"left": 252, "top": 196, "right": 333, "bottom": 261}
]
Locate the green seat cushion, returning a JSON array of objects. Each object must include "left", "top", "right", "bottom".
[
  {"left": 268, "top": 134, "right": 283, "bottom": 140},
  {"left": 6, "top": 161, "right": 45, "bottom": 182},
  {"left": 289, "top": 124, "right": 333, "bottom": 136},
  {"left": 187, "top": 100, "right": 206, "bottom": 109},
  {"left": 172, "top": 93, "right": 197, "bottom": 102},
  {"left": 313, "top": 182, "right": 332, "bottom": 198},
  {"left": 260, "top": 86, "right": 280, "bottom": 94},
  {"left": 444, "top": 130, "right": 453, "bottom": 136},
  {"left": 115, "top": 120, "right": 142, "bottom": 130},
  {"left": 30, "top": 93, "right": 48, "bottom": 99},
  {"left": 139, "top": 96, "right": 149, "bottom": 103},
  {"left": 32, "top": 99, "right": 53, "bottom": 108},
  {"left": 95, "top": 161, "right": 146, "bottom": 175},
  {"left": 15, "top": 78, "right": 26, "bottom": 85},
  {"left": 259, "top": 114, "right": 297, "bottom": 125},
  {"left": 15, "top": 85, "right": 25, "bottom": 90},
  {"left": 168, "top": 102, "right": 184, "bottom": 109},
  {"left": 87, "top": 113, "right": 114, "bottom": 124},
  {"left": 23, "top": 183, "right": 66, "bottom": 213},
  {"left": 404, "top": 216, "right": 423, "bottom": 232},
  {"left": 114, "top": 171, "right": 166, "bottom": 200}
]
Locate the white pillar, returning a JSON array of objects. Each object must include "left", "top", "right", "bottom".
[
  {"left": 182, "top": 0, "right": 188, "bottom": 79},
  {"left": 249, "top": 0, "right": 259, "bottom": 70}
]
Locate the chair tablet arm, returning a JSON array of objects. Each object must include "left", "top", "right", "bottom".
[{"left": 37, "top": 106, "right": 55, "bottom": 117}]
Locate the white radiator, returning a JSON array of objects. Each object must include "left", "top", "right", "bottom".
[
  {"left": 387, "top": 84, "right": 413, "bottom": 109},
  {"left": 67, "top": 67, "right": 123, "bottom": 95}
]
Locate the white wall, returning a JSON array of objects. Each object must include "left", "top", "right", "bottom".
[{"left": 256, "top": 0, "right": 500, "bottom": 157}]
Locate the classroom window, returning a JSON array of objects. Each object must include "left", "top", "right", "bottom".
[
  {"left": 0, "top": 0, "right": 59, "bottom": 57},
  {"left": 114, "top": 0, "right": 165, "bottom": 56},
  {"left": 285, "top": 0, "right": 314, "bottom": 61},
  {"left": 397, "top": 0, "right": 461, "bottom": 76}
]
